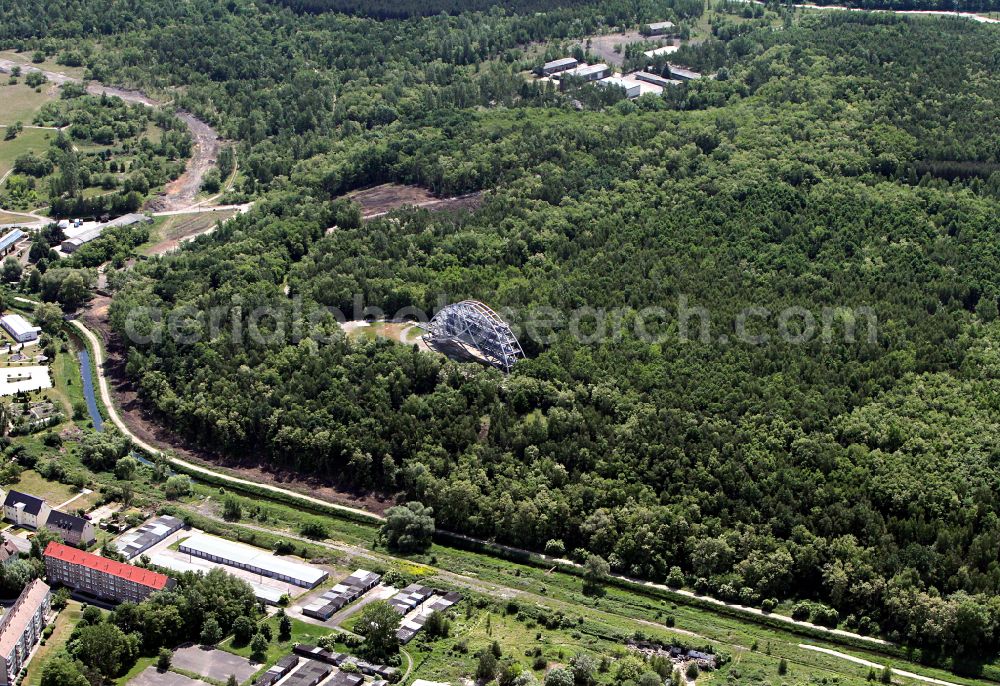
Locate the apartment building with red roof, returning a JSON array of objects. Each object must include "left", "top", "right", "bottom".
[{"left": 44, "top": 541, "right": 174, "bottom": 604}]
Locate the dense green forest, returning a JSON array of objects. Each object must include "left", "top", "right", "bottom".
[{"left": 7, "top": 0, "right": 1000, "bottom": 664}]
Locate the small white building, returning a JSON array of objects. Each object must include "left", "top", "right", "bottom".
[{"left": 0, "top": 314, "right": 40, "bottom": 343}]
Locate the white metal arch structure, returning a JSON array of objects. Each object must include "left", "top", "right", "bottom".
[{"left": 424, "top": 300, "right": 525, "bottom": 373}]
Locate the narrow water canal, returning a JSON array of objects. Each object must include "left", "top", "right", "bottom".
[{"left": 77, "top": 348, "right": 104, "bottom": 432}]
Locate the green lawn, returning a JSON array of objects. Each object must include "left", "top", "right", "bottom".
[
  {"left": 0, "top": 126, "right": 53, "bottom": 177},
  {"left": 220, "top": 615, "right": 333, "bottom": 669},
  {"left": 9, "top": 469, "right": 78, "bottom": 506},
  {"left": 0, "top": 81, "right": 57, "bottom": 127},
  {"left": 112, "top": 656, "right": 156, "bottom": 686},
  {"left": 0, "top": 210, "right": 32, "bottom": 223},
  {"left": 25, "top": 601, "right": 83, "bottom": 686},
  {"left": 49, "top": 340, "right": 87, "bottom": 423}
]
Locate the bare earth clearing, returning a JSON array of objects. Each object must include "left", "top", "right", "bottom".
[
  {"left": 586, "top": 30, "right": 649, "bottom": 65},
  {"left": 347, "top": 183, "right": 484, "bottom": 221},
  {"left": 142, "top": 209, "right": 238, "bottom": 255}
]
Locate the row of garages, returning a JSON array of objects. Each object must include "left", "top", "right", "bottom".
[
  {"left": 302, "top": 569, "right": 381, "bottom": 620},
  {"left": 178, "top": 533, "right": 329, "bottom": 588}
]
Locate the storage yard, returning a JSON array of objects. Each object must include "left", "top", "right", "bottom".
[{"left": 120, "top": 525, "right": 331, "bottom": 605}]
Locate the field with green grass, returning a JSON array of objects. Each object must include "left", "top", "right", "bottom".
[
  {"left": 0, "top": 126, "right": 53, "bottom": 176},
  {"left": 48, "top": 338, "right": 87, "bottom": 419},
  {"left": 24, "top": 601, "right": 83, "bottom": 686},
  {"left": 0, "top": 80, "right": 57, "bottom": 127},
  {"left": 9, "top": 468, "right": 78, "bottom": 505},
  {"left": 0, "top": 50, "right": 89, "bottom": 80},
  {"left": 220, "top": 614, "right": 333, "bottom": 669}
]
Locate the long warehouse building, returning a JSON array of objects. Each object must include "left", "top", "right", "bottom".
[{"left": 178, "top": 534, "right": 328, "bottom": 588}]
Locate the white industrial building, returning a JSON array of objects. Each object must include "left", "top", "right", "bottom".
[
  {"left": 542, "top": 57, "right": 578, "bottom": 75},
  {"left": 644, "top": 45, "right": 679, "bottom": 58},
  {"left": 635, "top": 71, "right": 685, "bottom": 88},
  {"left": 562, "top": 63, "right": 611, "bottom": 83},
  {"left": 0, "top": 230, "right": 25, "bottom": 256},
  {"left": 598, "top": 76, "right": 642, "bottom": 98},
  {"left": 60, "top": 213, "right": 152, "bottom": 254},
  {"left": 647, "top": 20, "right": 677, "bottom": 36},
  {"left": 150, "top": 552, "right": 286, "bottom": 605},
  {"left": 60, "top": 226, "right": 104, "bottom": 254},
  {"left": 178, "top": 534, "right": 328, "bottom": 588},
  {"left": 666, "top": 63, "right": 702, "bottom": 80},
  {"left": 0, "top": 314, "right": 41, "bottom": 343}
]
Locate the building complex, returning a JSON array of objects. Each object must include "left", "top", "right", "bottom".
[
  {"left": 60, "top": 213, "right": 152, "bottom": 254},
  {"left": 115, "top": 514, "right": 184, "bottom": 560}
]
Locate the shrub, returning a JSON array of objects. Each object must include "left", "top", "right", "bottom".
[
  {"left": 791, "top": 601, "right": 811, "bottom": 621},
  {"left": 544, "top": 539, "right": 565, "bottom": 557}
]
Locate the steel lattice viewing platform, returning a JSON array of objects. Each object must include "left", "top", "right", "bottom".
[{"left": 423, "top": 300, "right": 525, "bottom": 373}]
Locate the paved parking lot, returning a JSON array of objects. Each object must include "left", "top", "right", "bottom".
[
  {"left": 171, "top": 645, "right": 259, "bottom": 683},
  {"left": 128, "top": 666, "right": 209, "bottom": 686}
]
